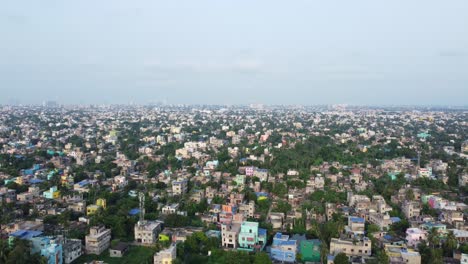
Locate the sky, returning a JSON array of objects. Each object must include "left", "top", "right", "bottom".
[{"left": 1, "top": 1, "right": 467, "bottom": 106}]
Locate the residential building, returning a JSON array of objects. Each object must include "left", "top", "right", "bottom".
[
  {"left": 270, "top": 233, "right": 297, "bottom": 263},
  {"left": 237, "top": 221, "right": 267, "bottom": 251},
  {"left": 221, "top": 223, "right": 240, "bottom": 249},
  {"left": 329, "top": 237, "right": 371, "bottom": 257},
  {"left": 405, "top": 228, "right": 427, "bottom": 248},
  {"left": 43, "top": 186, "right": 60, "bottom": 199},
  {"left": 134, "top": 220, "right": 163, "bottom": 244},
  {"left": 238, "top": 201, "right": 255, "bottom": 218},
  {"left": 172, "top": 179, "right": 188, "bottom": 196},
  {"left": 62, "top": 238, "right": 82, "bottom": 264},
  {"left": 162, "top": 204, "right": 180, "bottom": 215},
  {"left": 85, "top": 226, "right": 111, "bottom": 255},
  {"left": 109, "top": 242, "right": 129, "bottom": 258},
  {"left": 402, "top": 201, "right": 421, "bottom": 219},
  {"left": 347, "top": 217, "right": 365, "bottom": 235},
  {"left": 30, "top": 236, "right": 63, "bottom": 264},
  {"left": 154, "top": 244, "right": 177, "bottom": 264},
  {"left": 385, "top": 245, "right": 421, "bottom": 264}
]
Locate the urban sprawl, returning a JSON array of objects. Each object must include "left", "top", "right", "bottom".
[{"left": 0, "top": 104, "right": 467, "bottom": 264}]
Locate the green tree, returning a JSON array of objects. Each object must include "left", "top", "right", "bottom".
[
  {"left": 333, "top": 252, "right": 349, "bottom": 264},
  {"left": 428, "top": 228, "right": 441, "bottom": 249},
  {"left": 443, "top": 230, "right": 458, "bottom": 256},
  {"left": 254, "top": 252, "right": 272, "bottom": 264}
]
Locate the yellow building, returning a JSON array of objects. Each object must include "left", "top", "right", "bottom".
[
  {"left": 96, "top": 198, "right": 107, "bottom": 209},
  {"left": 86, "top": 198, "right": 107, "bottom": 215},
  {"left": 86, "top": 205, "right": 101, "bottom": 216}
]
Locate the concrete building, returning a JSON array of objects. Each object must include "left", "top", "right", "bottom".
[
  {"left": 368, "top": 213, "right": 393, "bottom": 231},
  {"left": 162, "top": 204, "right": 179, "bottom": 215},
  {"left": 329, "top": 237, "right": 371, "bottom": 257},
  {"left": 221, "top": 223, "right": 240, "bottom": 249},
  {"left": 43, "top": 186, "right": 60, "bottom": 199},
  {"left": 402, "top": 201, "right": 421, "bottom": 219},
  {"left": 172, "top": 179, "right": 188, "bottom": 196},
  {"left": 270, "top": 233, "right": 297, "bottom": 263},
  {"left": 237, "top": 221, "right": 267, "bottom": 251},
  {"left": 405, "top": 228, "right": 427, "bottom": 248},
  {"left": 0, "top": 187, "right": 16, "bottom": 203},
  {"left": 85, "top": 226, "right": 111, "bottom": 255},
  {"left": 109, "top": 242, "right": 129, "bottom": 258},
  {"left": 347, "top": 217, "right": 365, "bottom": 235},
  {"left": 134, "top": 220, "right": 163, "bottom": 244},
  {"left": 154, "top": 244, "right": 177, "bottom": 264},
  {"left": 238, "top": 201, "right": 255, "bottom": 218},
  {"left": 385, "top": 245, "right": 421, "bottom": 264},
  {"left": 30, "top": 236, "right": 63, "bottom": 264},
  {"left": 62, "top": 238, "right": 82, "bottom": 264}
]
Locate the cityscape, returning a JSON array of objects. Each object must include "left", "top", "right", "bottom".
[
  {"left": 0, "top": 104, "right": 467, "bottom": 264},
  {"left": 2, "top": 1, "right": 468, "bottom": 264}
]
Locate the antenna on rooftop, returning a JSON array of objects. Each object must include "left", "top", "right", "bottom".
[{"left": 139, "top": 192, "right": 145, "bottom": 224}]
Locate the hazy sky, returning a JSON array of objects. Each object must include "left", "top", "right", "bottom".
[{"left": 1, "top": 1, "right": 467, "bottom": 105}]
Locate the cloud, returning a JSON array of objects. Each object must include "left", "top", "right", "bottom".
[{"left": 438, "top": 50, "right": 467, "bottom": 57}]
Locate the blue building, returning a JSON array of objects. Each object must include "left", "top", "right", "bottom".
[
  {"left": 270, "top": 233, "right": 297, "bottom": 263},
  {"left": 9, "top": 231, "right": 63, "bottom": 264},
  {"left": 30, "top": 236, "right": 63, "bottom": 264}
]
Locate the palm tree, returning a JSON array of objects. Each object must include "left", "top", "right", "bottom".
[
  {"left": 428, "top": 227, "right": 440, "bottom": 249},
  {"left": 444, "top": 230, "right": 458, "bottom": 252}
]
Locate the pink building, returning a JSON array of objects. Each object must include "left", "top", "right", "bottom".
[{"left": 406, "top": 228, "right": 427, "bottom": 248}]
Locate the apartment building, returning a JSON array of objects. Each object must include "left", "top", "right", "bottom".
[
  {"left": 402, "top": 201, "right": 421, "bottom": 219},
  {"left": 221, "top": 223, "right": 240, "bottom": 249},
  {"left": 329, "top": 237, "right": 372, "bottom": 257},
  {"left": 85, "top": 226, "right": 111, "bottom": 255},
  {"left": 172, "top": 179, "right": 188, "bottom": 196},
  {"left": 135, "top": 220, "right": 163, "bottom": 244}
]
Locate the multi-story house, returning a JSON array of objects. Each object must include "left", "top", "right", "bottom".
[
  {"left": 134, "top": 220, "right": 163, "bottom": 244},
  {"left": 30, "top": 236, "right": 63, "bottom": 264},
  {"left": 329, "top": 237, "right": 372, "bottom": 257},
  {"left": 85, "top": 226, "right": 111, "bottom": 255},
  {"left": 368, "top": 213, "right": 393, "bottom": 231},
  {"left": 405, "top": 228, "right": 427, "bottom": 248},
  {"left": 237, "top": 221, "right": 267, "bottom": 251},
  {"left": 238, "top": 201, "right": 255, "bottom": 218},
  {"left": 221, "top": 223, "right": 240, "bottom": 249},
  {"left": 402, "top": 201, "right": 421, "bottom": 219},
  {"left": 384, "top": 245, "right": 421, "bottom": 264},
  {"left": 346, "top": 217, "right": 365, "bottom": 235},
  {"left": 162, "top": 204, "right": 180, "bottom": 215},
  {"left": 62, "top": 238, "right": 82, "bottom": 264},
  {"left": 172, "top": 179, "right": 188, "bottom": 196},
  {"left": 270, "top": 233, "right": 297, "bottom": 263},
  {"left": 0, "top": 187, "right": 16, "bottom": 203}
]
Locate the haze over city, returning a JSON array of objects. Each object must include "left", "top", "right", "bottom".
[{"left": 1, "top": 0, "right": 468, "bottom": 106}]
